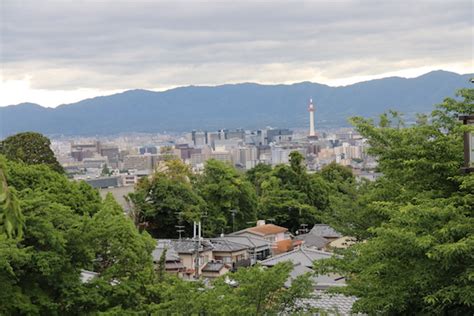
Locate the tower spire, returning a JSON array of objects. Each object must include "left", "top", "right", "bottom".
[{"left": 308, "top": 98, "right": 315, "bottom": 137}]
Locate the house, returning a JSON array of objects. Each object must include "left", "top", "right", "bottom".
[
  {"left": 299, "top": 291, "right": 359, "bottom": 316},
  {"left": 261, "top": 247, "right": 355, "bottom": 315},
  {"left": 152, "top": 240, "right": 186, "bottom": 277},
  {"left": 309, "top": 224, "right": 342, "bottom": 242},
  {"left": 214, "top": 235, "right": 271, "bottom": 262},
  {"left": 294, "top": 233, "right": 330, "bottom": 250},
  {"left": 164, "top": 239, "right": 214, "bottom": 279},
  {"left": 208, "top": 239, "right": 251, "bottom": 269},
  {"left": 201, "top": 261, "right": 231, "bottom": 279},
  {"left": 231, "top": 220, "right": 292, "bottom": 254},
  {"left": 260, "top": 247, "right": 333, "bottom": 268}
]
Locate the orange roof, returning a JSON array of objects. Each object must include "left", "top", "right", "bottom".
[
  {"left": 247, "top": 224, "right": 288, "bottom": 236},
  {"left": 273, "top": 239, "right": 293, "bottom": 254}
]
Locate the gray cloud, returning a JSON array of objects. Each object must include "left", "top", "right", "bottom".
[{"left": 1, "top": 0, "right": 472, "bottom": 90}]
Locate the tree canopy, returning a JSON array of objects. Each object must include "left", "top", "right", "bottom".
[
  {"left": 0, "top": 132, "right": 64, "bottom": 173},
  {"left": 315, "top": 88, "right": 474, "bottom": 314}
]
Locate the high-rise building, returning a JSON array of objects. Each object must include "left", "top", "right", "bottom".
[{"left": 308, "top": 98, "right": 315, "bottom": 137}]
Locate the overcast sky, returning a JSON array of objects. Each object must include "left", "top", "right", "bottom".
[{"left": 1, "top": 0, "right": 472, "bottom": 107}]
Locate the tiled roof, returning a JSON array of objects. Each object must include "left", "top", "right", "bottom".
[
  {"left": 202, "top": 262, "right": 227, "bottom": 272},
  {"left": 165, "top": 261, "right": 186, "bottom": 270},
  {"left": 216, "top": 235, "right": 271, "bottom": 249},
  {"left": 246, "top": 224, "right": 288, "bottom": 236},
  {"left": 155, "top": 239, "right": 213, "bottom": 255},
  {"left": 284, "top": 263, "right": 346, "bottom": 289},
  {"left": 152, "top": 240, "right": 182, "bottom": 262},
  {"left": 209, "top": 239, "right": 250, "bottom": 252},
  {"left": 300, "top": 290, "right": 359, "bottom": 315},
  {"left": 310, "top": 224, "right": 342, "bottom": 238},
  {"left": 295, "top": 233, "right": 330, "bottom": 249},
  {"left": 260, "top": 247, "right": 333, "bottom": 267}
]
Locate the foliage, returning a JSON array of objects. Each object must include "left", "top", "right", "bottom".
[
  {"left": 129, "top": 160, "right": 205, "bottom": 238},
  {"left": 5, "top": 160, "right": 102, "bottom": 216},
  {"left": 253, "top": 152, "right": 330, "bottom": 232},
  {"left": 0, "top": 157, "right": 23, "bottom": 238},
  {"left": 196, "top": 159, "right": 257, "bottom": 235},
  {"left": 152, "top": 262, "right": 313, "bottom": 315},
  {"left": 101, "top": 163, "right": 111, "bottom": 176},
  {"left": 0, "top": 132, "right": 64, "bottom": 173},
  {"left": 315, "top": 88, "right": 474, "bottom": 314}
]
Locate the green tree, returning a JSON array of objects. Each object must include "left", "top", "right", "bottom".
[
  {"left": 5, "top": 160, "right": 101, "bottom": 216},
  {"left": 152, "top": 262, "right": 313, "bottom": 315},
  {"left": 129, "top": 160, "right": 204, "bottom": 238},
  {"left": 0, "top": 158, "right": 23, "bottom": 238},
  {"left": 315, "top": 88, "right": 474, "bottom": 314},
  {"left": 1, "top": 132, "right": 64, "bottom": 173},
  {"left": 101, "top": 163, "right": 111, "bottom": 176},
  {"left": 196, "top": 159, "right": 257, "bottom": 235},
  {"left": 246, "top": 163, "right": 272, "bottom": 196},
  {"left": 256, "top": 152, "right": 330, "bottom": 232}
]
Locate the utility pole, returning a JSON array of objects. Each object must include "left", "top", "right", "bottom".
[
  {"left": 230, "top": 209, "right": 238, "bottom": 232},
  {"left": 193, "top": 221, "right": 202, "bottom": 279}
]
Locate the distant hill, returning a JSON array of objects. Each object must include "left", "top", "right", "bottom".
[{"left": 0, "top": 70, "right": 472, "bottom": 137}]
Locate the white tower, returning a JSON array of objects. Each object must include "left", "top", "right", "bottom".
[{"left": 308, "top": 98, "right": 315, "bottom": 137}]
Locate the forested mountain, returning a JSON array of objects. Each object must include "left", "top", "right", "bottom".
[{"left": 0, "top": 70, "right": 472, "bottom": 137}]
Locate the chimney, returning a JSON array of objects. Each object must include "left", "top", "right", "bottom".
[{"left": 256, "top": 220, "right": 266, "bottom": 226}]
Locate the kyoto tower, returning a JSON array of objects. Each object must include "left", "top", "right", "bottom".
[{"left": 308, "top": 98, "right": 315, "bottom": 137}]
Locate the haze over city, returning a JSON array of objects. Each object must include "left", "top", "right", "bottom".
[{"left": 1, "top": 0, "right": 472, "bottom": 107}]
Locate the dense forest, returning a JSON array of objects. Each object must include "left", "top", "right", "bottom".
[{"left": 0, "top": 88, "right": 472, "bottom": 314}]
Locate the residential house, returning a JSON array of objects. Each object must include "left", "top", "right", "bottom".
[
  {"left": 164, "top": 239, "right": 214, "bottom": 279},
  {"left": 294, "top": 233, "right": 330, "bottom": 250},
  {"left": 214, "top": 235, "right": 272, "bottom": 263},
  {"left": 260, "top": 247, "right": 333, "bottom": 268},
  {"left": 261, "top": 247, "right": 355, "bottom": 315},
  {"left": 231, "top": 220, "right": 292, "bottom": 254},
  {"left": 152, "top": 240, "right": 186, "bottom": 277},
  {"left": 309, "top": 224, "right": 342, "bottom": 242},
  {"left": 201, "top": 261, "right": 231, "bottom": 279},
  {"left": 209, "top": 239, "right": 251, "bottom": 269}
]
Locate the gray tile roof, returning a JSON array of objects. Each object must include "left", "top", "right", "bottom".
[
  {"left": 295, "top": 233, "right": 330, "bottom": 249},
  {"left": 284, "top": 263, "right": 346, "bottom": 289},
  {"left": 86, "top": 176, "right": 120, "bottom": 189},
  {"left": 209, "top": 238, "right": 251, "bottom": 252},
  {"left": 168, "top": 239, "right": 214, "bottom": 254},
  {"left": 310, "top": 224, "right": 342, "bottom": 238},
  {"left": 260, "top": 247, "right": 333, "bottom": 268},
  {"left": 202, "top": 261, "right": 227, "bottom": 272},
  {"left": 216, "top": 235, "right": 271, "bottom": 249},
  {"left": 152, "top": 240, "right": 182, "bottom": 262},
  {"left": 300, "top": 290, "right": 359, "bottom": 315}
]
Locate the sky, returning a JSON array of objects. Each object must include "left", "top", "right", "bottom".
[{"left": 0, "top": 0, "right": 472, "bottom": 107}]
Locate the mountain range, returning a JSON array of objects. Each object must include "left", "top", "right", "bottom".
[{"left": 1, "top": 70, "right": 472, "bottom": 137}]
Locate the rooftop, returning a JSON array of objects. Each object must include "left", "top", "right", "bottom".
[
  {"left": 202, "top": 261, "right": 227, "bottom": 273},
  {"left": 300, "top": 290, "right": 359, "bottom": 316},
  {"left": 215, "top": 235, "right": 271, "bottom": 249},
  {"left": 260, "top": 247, "right": 333, "bottom": 268},
  {"left": 155, "top": 239, "right": 214, "bottom": 255},
  {"left": 310, "top": 224, "right": 342, "bottom": 239},
  {"left": 295, "top": 233, "right": 330, "bottom": 249},
  {"left": 233, "top": 223, "right": 288, "bottom": 237},
  {"left": 209, "top": 239, "right": 250, "bottom": 252}
]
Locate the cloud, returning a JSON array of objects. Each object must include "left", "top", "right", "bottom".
[{"left": 0, "top": 0, "right": 472, "bottom": 105}]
